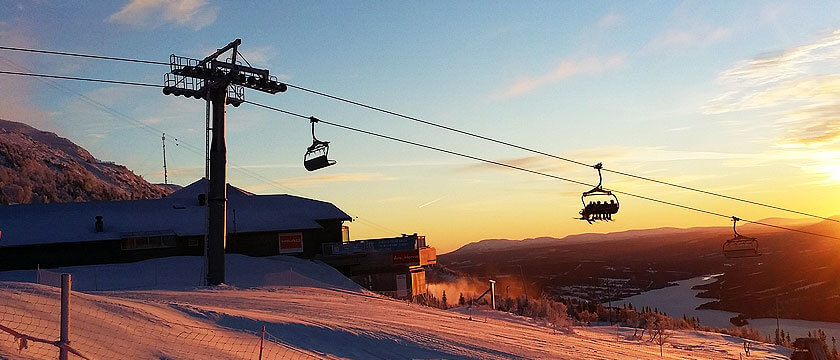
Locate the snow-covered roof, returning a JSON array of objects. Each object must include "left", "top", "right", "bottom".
[{"left": 0, "top": 178, "right": 351, "bottom": 247}]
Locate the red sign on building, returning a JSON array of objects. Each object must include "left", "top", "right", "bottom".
[
  {"left": 392, "top": 250, "right": 420, "bottom": 265},
  {"left": 278, "top": 232, "right": 303, "bottom": 254}
]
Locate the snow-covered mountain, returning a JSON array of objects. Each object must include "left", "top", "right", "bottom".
[{"left": 0, "top": 119, "right": 174, "bottom": 204}]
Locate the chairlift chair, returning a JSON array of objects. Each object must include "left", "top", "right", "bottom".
[
  {"left": 579, "top": 163, "right": 620, "bottom": 223},
  {"left": 723, "top": 216, "right": 760, "bottom": 259},
  {"left": 304, "top": 117, "right": 336, "bottom": 171}
]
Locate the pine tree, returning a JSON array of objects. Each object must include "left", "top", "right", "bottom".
[
  {"left": 458, "top": 293, "right": 465, "bottom": 306},
  {"left": 442, "top": 291, "right": 448, "bottom": 309}
]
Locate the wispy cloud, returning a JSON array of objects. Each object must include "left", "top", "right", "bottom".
[
  {"left": 0, "top": 28, "right": 51, "bottom": 130},
  {"left": 493, "top": 55, "right": 625, "bottom": 99},
  {"left": 237, "top": 45, "right": 275, "bottom": 67},
  {"left": 644, "top": 25, "right": 731, "bottom": 52},
  {"left": 458, "top": 146, "right": 760, "bottom": 176},
  {"left": 459, "top": 155, "right": 570, "bottom": 174},
  {"left": 596, "top": 12, "right": 623, "bottom": 29},
  {"left": 453, "top": 144, "right": 840, "bottom": 189},
  {"left": 706, "top": 29, "right": 840, "bottom": 148},
  {"left": 247, "top": 172, "right": 395, "bottom": 192},
  {"left": 759, "top": 2, "right": 789, "bottom": 23},
  {"left": 418, "top": 197, "right": 445, "bottom": 209},
  {"left": 107, "top": 0, "right": 218, "bottom": 30}
]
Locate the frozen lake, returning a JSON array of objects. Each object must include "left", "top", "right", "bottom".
[{"left": 611, "top": 275, "right": 840, "bottom": 343}]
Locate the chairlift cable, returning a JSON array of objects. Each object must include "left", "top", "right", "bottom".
[
  {"left": 0, "top": 68, "right": 835, "bottom": 240},
  {"left": 243, "top": 100, "right": 840, "bottom": 241},
  {"left": 0, "top": 45, "right": 169, "bottom": 65},
  {"left": 0, "top": 67, "right": 399, "bottom": 235},
  {"left": 1, "top": 45, "right": 836, "bottom": 223},
  {"left": 0, "top": 58, "right": 189, "bottom": 143},
  {"left": 282, "top": 83, "right": 840, "bottom": 224},
  {"left": 0, "top": 70, "right": 159, "bottom": 87}
]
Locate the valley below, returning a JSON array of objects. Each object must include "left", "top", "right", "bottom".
[{"left": 437, "top": 220, "right": 840, "bottom": 326}]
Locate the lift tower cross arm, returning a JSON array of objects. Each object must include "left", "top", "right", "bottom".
[{"left": 162, "top": 39, "right": 287, "bottom": 286}]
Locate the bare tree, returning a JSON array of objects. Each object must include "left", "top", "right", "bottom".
[
  {"left": 639, "top": 312, "right": 658, "bottom": 340},
  {"left": 649, "top": 315, "right": 673, "bottom": 357}
]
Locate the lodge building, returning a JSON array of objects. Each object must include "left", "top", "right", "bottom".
[{"left": 0, "top": 178, "right": 436, "bottom": 298}]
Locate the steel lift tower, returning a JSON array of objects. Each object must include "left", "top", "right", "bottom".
[{"left": 163, "top": 39, "right": 287, "bottom": 285}]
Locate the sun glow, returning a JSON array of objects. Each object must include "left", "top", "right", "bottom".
[{"left": 825, "top": 163, "right": 840, "bottom": 182}]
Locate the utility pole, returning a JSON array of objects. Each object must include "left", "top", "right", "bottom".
[
  {"left": 775, "top": 297, "right": 781, "bottom": 342},
  {"left": 606, "top": 279, "right": 613, "bottom": 325},
  {"left": 163, "top": 39, "right": 286, "bottom": 285},
  {"left": 489, "top": 279, "right": 496, "bottom": 310},
  {"left": 162, "top": 133, "right": 168, "bottom": 184}
]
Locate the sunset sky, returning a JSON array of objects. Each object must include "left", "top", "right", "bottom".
[{"left": 2, "top": 1, "right": 840, "bottom": 252}]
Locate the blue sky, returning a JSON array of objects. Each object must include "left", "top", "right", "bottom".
[{"left": 3, "top": 1, "right": 840, "bottom": 252}]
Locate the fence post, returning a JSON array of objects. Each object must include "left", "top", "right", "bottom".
[
  {"left": 59, "top": 273, "right": 71, "bottom": 360},
  {"left": 259, "top": 325, "right": 265, "bottom": 360}
]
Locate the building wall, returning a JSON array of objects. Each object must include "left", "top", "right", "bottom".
[
  {"left": 226, "top": 221, "right": 344, "bottom": 257},
  {"left": 311, "top": 220, "right": 343, "bottom": 255},
  {"left": 0, "top": 221, "right": 346, "bottom": 271},
  {"left": 410, "top": 266, "right": 426, "bottom": 297},
  {"left": 0, "top": 237, "right": 202, "bottom": 271},
  {"left": 347, "top": 266, "right": 426, "bottom": 299}
]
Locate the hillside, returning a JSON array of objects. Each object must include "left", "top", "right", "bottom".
[
  {"left": 0, "top": 255, "right": 790, "bottom": 359},
  {"left": 439, "top": 219, "right": 840, "bottom": 322},
  {"left": 0, "top": 119, "right": 174, "bottom": 204}
]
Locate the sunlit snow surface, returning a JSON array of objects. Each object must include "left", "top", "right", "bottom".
[{"left": 1, "top": 256, "right": 791, "bottom": 359}]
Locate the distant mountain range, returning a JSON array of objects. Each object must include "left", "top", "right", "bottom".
[
  {"left": 0, "top": 119, "right": 176, "bottom": 204},
  {"left": 439, "top": 218, "right": 840, "bottom": 323}
]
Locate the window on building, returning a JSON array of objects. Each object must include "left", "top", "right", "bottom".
[
  {"left": 121, "top": 235, "right": 177, "bottom": 250},
  {"left": 341, "top": 225, "right": 350, "bottom": 242}
]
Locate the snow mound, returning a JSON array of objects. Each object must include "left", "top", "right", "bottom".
[{"left": 0, "top": 254, "right": 363, "bottom": 292}]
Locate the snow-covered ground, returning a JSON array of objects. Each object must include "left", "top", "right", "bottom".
[
  {"left": 613, "top": 274, "right": 840, "bottom": 343},
  {"left": 1, "top": 256, "right": 792, "bottom": 359}
]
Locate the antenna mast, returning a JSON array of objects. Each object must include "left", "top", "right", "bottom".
[{"left": 162, "top": 133, "right": 168, "bottom": 184}]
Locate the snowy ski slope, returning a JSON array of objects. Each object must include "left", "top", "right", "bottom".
[{"left": 0, "top": 255, "right": 792, "bottom": 359}]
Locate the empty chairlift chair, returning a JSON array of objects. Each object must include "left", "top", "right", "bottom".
[
  {"left": 579, "top": 163, "right": 620, "bottom": 223},
  {"left": 723, "top": 216, "right": 760, "bottom": 259},
  {"left": 304, "top": 116, "right": 336, "bottom": 171}
]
